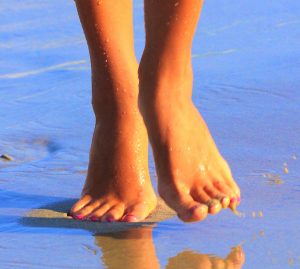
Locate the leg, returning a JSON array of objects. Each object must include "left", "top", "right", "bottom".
[
  {"left": 70, "top": 0, "right": 156, "bottom": 222},
  {"left": 139, "top": 0, "right": 240, "bottom": 222}
]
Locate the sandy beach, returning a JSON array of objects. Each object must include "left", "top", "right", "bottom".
[{"left": 0, "top": 0, "right": 299, "bottom": 268}]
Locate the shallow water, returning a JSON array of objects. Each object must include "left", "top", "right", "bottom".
[{"left": 1, "top": 0, "right": 300, "bottom": 268}]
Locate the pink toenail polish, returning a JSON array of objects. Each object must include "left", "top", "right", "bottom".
[
  {"left": 90, "top": 217, "right": 99, "bottom": 222},
  {"left": 230, "top": 197, "right": 237, "bottom": 203},
  {"left": 189, "top": 205, "right": 200, "bottom": 212},
  {"left": 237, "top": 197, "right": 241, "bottom": 203},
  {"left": 74, "top": 214, "right": 85, "bottom": 220},
  {"left": 106, "top": 216, "right": 115, "bottom": 223},
  {"left": 122, "top": 214, "right": 138, "bottom": 222},
  {"left": 189, "top": 204, "right": 207, "bottom": 214}
]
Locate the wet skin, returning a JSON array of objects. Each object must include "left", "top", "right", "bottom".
[
  {"left": 70, "top": 0, "right": 156, "bottom": 222},
  {"left": 70, "top": 0, "right": 240, "bottom": 222}
]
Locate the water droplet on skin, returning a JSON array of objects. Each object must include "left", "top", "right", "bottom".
[
  {"left": 97, "top": 0, "right": 103, "bottom": 6},
  {"left": 199, "top": 165, "right": 205, "bottom": 172},
  {"left": 174, "top": 2, "right": 179, "bottom": 7},
  {"left": 105, "top": 38, "right": 110, "bottom": 43},
  {"left": 174, "top": 168, "right": 180, "bottom": 176}
]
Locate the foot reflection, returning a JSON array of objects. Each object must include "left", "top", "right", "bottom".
[
  {"left": 167, "top": 246, "right": 245, "bottom": 269},
  {"left": 95, "top": 226, "right": 245, "bottom": 269},
  {"left": 95, "top": 225, "right": 160, "bottom": 269}
]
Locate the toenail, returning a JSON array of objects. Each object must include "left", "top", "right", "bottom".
[
  {"left": 220, "top": 196, "right": 230, "bottom": 207},
  {"left": 189, "top": 205, "right": 200, "bottom": 213},
  {"left": 230, "top": 197, "right": 237, "bottom": 203},
  {"left": 189, "top": 204, "right": 207, "bottom": 214},
  {"left": 122, "top": 214, "right": 138, "bottom": 222},
  {"left": 74, "top": 214, "right": 85, "bottom": 220},
  {"left": 207, "top": 199, "right": 219, "bottom": 207},
  {"left": 106, "top": 216, "right": 115, "bottom": 223},
  {"left": 90, "top": 216, "right": 99, "bottom": 222},
  {"left": 237, "top": 197, "right": 241, "bottom": 203}
]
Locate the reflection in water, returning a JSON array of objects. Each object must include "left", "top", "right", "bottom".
[
  {"left": 96, "top": 226, "right": 160, "bottom": 269},
  {"left": 95, "top": 226, "right": 245, "bottom": 269},
  {"left": 167, "top": 247, "right": 244, "bottom": 269}
]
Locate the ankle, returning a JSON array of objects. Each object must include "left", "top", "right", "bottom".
[
  {"left": 91, "top": 73, "right": 140, "bottom": 120},
  {"left": 138, "top": 51, "right": 193, "bottom": 111},
  {"left": 138, "top": 48, "right": 192, "bottom": 79}
]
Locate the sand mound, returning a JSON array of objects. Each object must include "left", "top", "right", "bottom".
[{"left": 23, "top": 198, "right": 176, "bottom": 233}]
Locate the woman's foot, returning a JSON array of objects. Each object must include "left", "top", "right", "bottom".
[
  {"left": 70, "top": 106, "right": 157, "bottom": 222},
  {"left": 139, "top": 55, "right": 240, "bottom": 222},
  {"left": 72, "top": 0, "right": 157, "bottom": 222}
]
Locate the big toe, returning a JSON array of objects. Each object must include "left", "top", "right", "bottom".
[
  {"left": 175, "top": 196, "right": 208, "bottom": 222},
  {"left": 122, "top": 201, "right": 156, "bottom": 222}
]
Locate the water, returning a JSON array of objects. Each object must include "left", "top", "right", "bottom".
[{"left": 0, "top": 0, "right": 300, "bottom": 268}]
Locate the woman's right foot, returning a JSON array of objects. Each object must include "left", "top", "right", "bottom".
[{"left": 139, "top": 55, "right": 240, "bottom": 223}]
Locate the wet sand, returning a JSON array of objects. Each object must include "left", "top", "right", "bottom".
[{"left": 0, "top": 0, "right": 300, "bottom": 268}]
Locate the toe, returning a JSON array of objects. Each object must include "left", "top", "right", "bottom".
[
  {"left": 88, "top": 203, "right": 111, "bottom": 221},
  {"left": 213, "top": 181, "right": 239, "bottom": 208},
  {"left": 204, "top": 185, "right": 225, "bottom": 214},
  {"left": 206, "top": 199, "right": 222, "bottom": 215},
  {"left": 192, "top": 187, "right": 226, "bottom": 212},
  {"left": 101, "top": 204, "right": 125, "bottom": 222},
  {"left": 221, "top": 160, "right": 241, "bottom": 198},
  {"left": 73, "top": 200, "right": 102, "bottom": 219},
  {"left": 226, "top": 179, "right": 241, "bottom": 200},
  {"left": 191, "top": 187, "right": 210, "bottom": 204},
  {"left": 219, "top": 196, "right": 230, "bottom": 208},
  {"left": 122, "top": 202, "right": 155, "bottom": 222},
  {"left": 175, "top": 195, "right": 208, "bottom": 222},
  {"left": 70, "top": 195, "right": 92, "bottom": 215}
]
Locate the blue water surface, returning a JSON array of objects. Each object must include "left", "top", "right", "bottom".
[{"left": 0, "top": 1, "right": 300, "bottom": 268}]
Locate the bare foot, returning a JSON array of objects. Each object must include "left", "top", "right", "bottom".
[
  {"left": 72, "top": 0, "right": 157, "bottom": 222},
  {"left": 139, "top": 56, "right": 240, "bottom": 222},
  {"left": 70, "top": 105, "right": 157, "bottom": 222}
]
